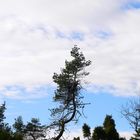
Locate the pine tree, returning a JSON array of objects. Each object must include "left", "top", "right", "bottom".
[
  {"left": 82, "top": 123, "right": 91, "bottom": 140},
  {"left": 13, "top": 116, "right": 24, "bottom": 134},
  {"left": 49, "top": 46, "right": 91, "bottom": 140},
  {"left": 25, "top": 118, "right": 46, "bottom": 140},
  {"left": 92, "top": 126, "right": 105, "bottom": 140},
  {"left": 0, "top": 102, "right": 6, "bottom": 130},
  {"left": 103, "top": 115, "right": 119, "bottom": 140}
]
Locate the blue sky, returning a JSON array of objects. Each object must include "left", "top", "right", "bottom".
[{"left": 0, "top": 0, "right": 140, "bottom": 139}]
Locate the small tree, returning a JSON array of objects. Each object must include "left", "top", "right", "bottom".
[
  {"left": 0, "top": 102, "right": 11, "bottom": 133},
  {"left": 13, "top": 116, "right": 24, "bottom": 133},
  {"left": 25, "top": 118, "right": 46, "bottom": 140},
  {"left": 92, "top": 126, "right": 105, "bottom": 140},
  {"left": 103, "top": 115, "right": 119, "bottom": 140},
  {"left": 82, "top": 123, "right": 91, "bottom": 140},
  {"left": 0, "top": 102, "right": 16, "bottom": 139},
  {"left": 0, "top": 102, "right": 6, "bottom": 130},
  {"left": 49, "top": 46, "right": 91, "bottom": 140},
  {"left": 121, "top": 98, "right": 140, "bottom": 138},
  {"left": 13, "top": 116, "right": 25, "bottom": 139}
]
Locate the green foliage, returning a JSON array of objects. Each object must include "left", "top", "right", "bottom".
[
  {"left": 121, "top": 99, "right": 140, "bottom": 138},
  {"left": 0, "top": 47, "right": 91, "bottom": 140},
  {"left": 0, "top": 102, "right": 6, "bottom": 129},
  {"left": 52, "top": 47, "right": 91, "bottom": 106},
  {"left": 0, "top": 129, "right": 11, "bottom": 139},
  {"left": 13, "top": 116, "right": 24, "bottom": 134},
  {"left": 103, "top": 115, "right": 119, "bottom": 140},
  {"left": 0, "top": 103, "right": 46, "bottom": 140},
  {"left": 92, "top": 126, "right": 105, "bottom": 140},
  {"left": 73, "top": 137, "right": 80, "bottom": 140},
  {"left": 82, "top": 123, "right": 91, "bottom": 139},
  {"left": 12, "top": 133, "right": 24, "bottom": 140},
  {"left": 84, "top": 115, "right": 126, "bottom": 140},
  {"left": 50, "top": 46, "right": 91, "bottom": 140},
  {"left": 0, "top": 130, "right": 24, "bottom": 140},
  {"left": 0, "top": 103, "right": 24, "bottom": 140},
  {"left": 25, "top": 118, "right": 46, "bottom": 140}
]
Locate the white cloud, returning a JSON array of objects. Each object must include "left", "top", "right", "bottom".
[
  {"left": 0, "top": 0, "right": 139, "bottom": 98},
  {"left": 0, "top": 0, "right": 125, "bottom": 31},
  {"left": 86, "top": 9, "right": 140, "bottom": 96},
  {"left": 0, "top": 85, "right": 50, "bottom": 100}
]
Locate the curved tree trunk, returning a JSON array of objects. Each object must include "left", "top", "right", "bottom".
[
  {"left": 54, "top": 91, "right": 77, "bottom": 140},
  {"left": 51, "top": 47, "right": 91, "bottom": 140}
]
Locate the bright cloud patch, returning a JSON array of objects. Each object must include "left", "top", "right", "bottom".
[
  {"left": 0, "top": 0, "right": 139, "bottom": 99},
  {"left": 0, "top": 85, "right": 51, "bottom": 100}
]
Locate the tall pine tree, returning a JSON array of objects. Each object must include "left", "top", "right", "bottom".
[
  {"left": 103, "top": 115, "right": 119, "bottom": 140},
  {"left": 49, "top": 46, "right": 91, "bottom": 140}
]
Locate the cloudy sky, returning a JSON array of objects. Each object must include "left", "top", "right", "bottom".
[{"left": 0, "top": 0, "right": 140, "bottom": 139}]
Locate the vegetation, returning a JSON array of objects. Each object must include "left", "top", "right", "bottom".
[
  {"left": 0, "top": 103, "right": 46, "bottom": 140},
  {"left": 13, "top": 116, "right": 24, "bottom": 136},
  {"left": 92, "top": 126, "right": 106, "bottom": 140},
  {"left": 24, "top": 118, "right": 46, "bottom": 140},
  {"left": 0, "top": 47, "right": 92, "bottom": 140},
  {"left": 0, "top": 47, "right": 138, "bottom": 140},
  {"left": 48, "top": 46, "right": 91, "bottom": 140},
  {"left": 82, "top": 115, "right": 126, "bottom": 140},
  {"left": 121, "top": 98, "right": 140, "bottom": 139},
  {"left": 103, "top": 115, "right": 119, "bottom": 140},
  {"left": 82, "top": 123, "right": 91, "bottom": 140},
  {"left": 73, "top": 137, "right": 80, "bottom": 140}
]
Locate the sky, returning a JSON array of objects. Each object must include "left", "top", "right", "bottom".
[{"left": 0, "top": 0, "right": 140, "bottom": 139}]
